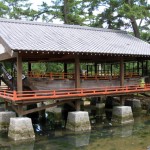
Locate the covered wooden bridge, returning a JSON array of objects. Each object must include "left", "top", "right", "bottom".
[{"left": 0, "top": 18, "right": 150, "bottom": 115}]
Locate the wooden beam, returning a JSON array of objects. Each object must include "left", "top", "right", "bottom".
[
  {"left": 17, "top": 53, "right": 23, "bottom": 91},
  {"left": 75, "top": 56, "right": 80, "bottom": 88},
  {"left": 20, "top": 99, "right": 77, "bottom": 116}
]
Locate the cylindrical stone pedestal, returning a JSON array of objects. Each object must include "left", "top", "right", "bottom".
[
  {"left": 124, "top": 99, "right": 141, "bottom": 114},
  {"left": 0, "top": 111, "right": 16, "bottom": 131},
  {"left": 8, "top": 117, "right": 35, "bottom": 141},
  {"left": 66, "top": 111, "right": 91, "bottom": 132},
  {"left": 111, "top": 106, "right": 134, "bottom": 126}
]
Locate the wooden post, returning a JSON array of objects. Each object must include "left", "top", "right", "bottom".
[
  {"left": 28, "top": 62, "right": 31, "bottom": 77},
  {"left": 28, "top": 62, "right": 31, "bottom": 71},
  {"left": 75, "top": 56, "right": 80, "bottom": 88},
  {"left": 17, "top": 53, "right": 23, "bottom": 91},
  {"left": 75, "top": 56, "right": 81, "bottom": 111},
  {"left": 120, "top": 57, "right": 124, "bottom": 86},
  {"left": 18, "top": 104, "right": 23, "bottom": 117},
  {"left": 111, "top": 64, "right": 113, "bottom": 76},
  {"left": 75, "top": 99, "right": 80, "bottom": 111},
  {"left": 120, "top": 57, "right": 124, "bottom": 105},
  {"left": 64, "top": 63, "right": 67, "bottom": 79},
  {"left": 124, "top": 63, "right": 126, "bottom": 76},
  {"left": 5, "top": 101, "right": 8, "bottom": 110},
  {"left": 137, "top": 61, "right": 139, "bottom": 75},
  {"left": 94, "top": 63, "right": 97, "bottom": 74},
  {"left": 142, "top": 61, "right": 144, "bottom": 76},
  {"left": 86, "top": 64, "right": 89, "bottom": 76},
  {"left": 146, "top": 61, "right": 148, "bottom": 75}
]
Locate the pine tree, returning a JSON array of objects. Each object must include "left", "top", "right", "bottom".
[
  {"left": 37, "top": 0, "right": 87, "bottom": 24},
  {"left": 0, "top": 0, "right": 37, "bottom": 20}
]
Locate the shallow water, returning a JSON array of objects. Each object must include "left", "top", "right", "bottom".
[{"left": 1, "top": 115, "right": 150, "bottom": 150}]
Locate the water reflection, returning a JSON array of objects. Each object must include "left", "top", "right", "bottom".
[
  {"left": 112, "top": 124, "right": 133, "bottom": 137},
  {"left": 67, "top": 132, "right": 90, "bottom": 147},
  {"left": 54, "top": 130, "right": 64, "bottom": 137},
  {"left": 10, "top": 141, "right": 34, "bottom": 150},
  {"left": 0, "top": 115, "right": 150, "bottom": 150},
  {"left": 0, "top": 138, "right": 34, "bottom": 150}
]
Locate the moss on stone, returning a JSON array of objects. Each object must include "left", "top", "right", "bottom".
[
  {"left": 112, "top": 114, "right": 134, "bottom": 126},
  {"left": 66, "top": 121, "right": 91, "bottom": 132}
]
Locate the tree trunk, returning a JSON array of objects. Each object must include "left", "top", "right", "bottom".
[
  {"left": 125, "top": 0, "right": 140, "bottom": 38},
  {"left": 130, "top": 16, "right": 140, "bottom": 38},
  {"left": 64, "top": 0, "right": 68, "bottom": 24}
]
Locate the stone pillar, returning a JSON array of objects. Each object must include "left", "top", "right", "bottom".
[
  {"left": 124, "top": 99, "right": 141, "bottom": 115},
  {"left": 111, "top": 106, "right": 134, "bottom": 126},
  {"left": 66, "top": 111, "right": 91, "bottom": 132},
  {"left": 0, "top": 111, "right": 16, "bottom": 131},
  {"left": 17, "top": 53, "right": 23, "bottom": 91},
  {"left": 8, "top": 117, "right": 35, "bottom": 141}
]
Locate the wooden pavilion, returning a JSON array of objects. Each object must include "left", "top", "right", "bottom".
[{"left": 0, "top": 18, "right": 150, "bottom": 115}]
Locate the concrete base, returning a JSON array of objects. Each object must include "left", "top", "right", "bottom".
[
  {"left": 66, "top": 111, "right": 91, "bottom": 132},
  {"left": 125, "top": 99, "right": 141, "bottom": 114},
  {"left": 8, "top": 117, "right": 35, "bottom": 141},
  {"left": 0, "top": 111, "right": 16, "bottom": 131},
  {"left": 111, "top": 106, "right": 134, "bottom": 126}
]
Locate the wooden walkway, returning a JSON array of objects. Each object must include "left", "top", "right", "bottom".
[{"left": 0, "top": 84, "right": 150, "bottom": 104}]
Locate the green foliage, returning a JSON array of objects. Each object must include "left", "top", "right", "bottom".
[
  {"left": 0, "top": 0, "right": 38, "bottom": 20},
  {"left": 119, "top": 3, "right": 149, "bottom": 19}
]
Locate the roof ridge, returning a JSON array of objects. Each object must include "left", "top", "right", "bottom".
[{"left": 0, "top": 18, "right": 127, "bottom": 34}]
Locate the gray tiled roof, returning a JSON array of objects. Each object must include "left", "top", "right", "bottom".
[{"left": 0, "top": 18, "right": 149, "bottom": 56}]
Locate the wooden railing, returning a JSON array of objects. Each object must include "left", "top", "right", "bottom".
[
  {"left": 0, "top": 84, "right": 149, "bottom": 102},
  {"left": 26, "top": 71, "right": 140, "bottom": 80}
]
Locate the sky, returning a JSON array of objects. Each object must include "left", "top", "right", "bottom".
[{"left": 30, "top": 0, "right": 50, "bottom": 9}]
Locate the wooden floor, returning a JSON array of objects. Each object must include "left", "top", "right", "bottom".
[{"left": 0, "top": 84, "right": 150, "bottom": 104}]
